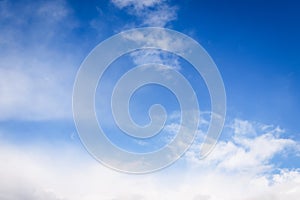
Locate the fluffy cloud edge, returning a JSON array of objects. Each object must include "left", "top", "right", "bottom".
[{"left": 0, "top": 118, "right": 299, "bottom": 200}]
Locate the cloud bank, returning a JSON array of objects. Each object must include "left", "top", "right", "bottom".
[{"left": 0, "top": 119, "right": 299, "bottom": 200}]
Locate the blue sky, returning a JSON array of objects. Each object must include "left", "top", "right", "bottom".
[{"left": 0, "top": 0, "right": 300, "bottom": 199}]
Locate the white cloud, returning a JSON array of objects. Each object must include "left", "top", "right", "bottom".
[
  {"left": 0, "top": 64, "right": 73, "bottom": 121},
  {"left": 111, "top": 0, "right": 177, "bottom": 27},
  {"left": 0, "top": 142, "right": 299, "bottom": 200},
  {"left": 140, "top": 3, "right": 177, "bottom": 27},
  {"left": 0, "top": 118, "right": 299, "bottom": 200},
  {"left": 120, "top": 28, "right": 193, "bottom": 73},
  {"left": 0, "top": 0, "right": 77, "bottom": 121},
  {"left": 231, "top": 119, "right": 256, "bottom": 136},
  {"left": 130, "top": 49, "right": 181, "bottom": 71},
  {"left": 213, "top": 133, "right": 294, "bottom": 172},
  {"left": 186, "top": 119, "right": 298, "bottom": 174},
  {"left": 1, "top": 2, "right": 299, "bottom": 199},
  {"left": 0, "top": 0, "right": 75, "bottom": 47},
  {"left": 111, "top": 0, "right": 162, "bottom": 10}
]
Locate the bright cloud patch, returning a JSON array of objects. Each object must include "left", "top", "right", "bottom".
[
  {"left": 187, "top": 119, "right": 298, "bottom": 173},
  {"left": 0, "top": 119, "right": 299, "bottom": 200}
]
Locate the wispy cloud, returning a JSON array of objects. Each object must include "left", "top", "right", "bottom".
[
  {"left": 129, "top": 49, "right": 181, "bottom": 73},
  {"left": 110, "top": 0, "right": 180, "bottom": 71},
  {"left": 111, "top": 0, "right": 162, "bottom": 10},
  {"left": 0, "top": 66, "right": 72, "bottom": 120},
  {"left": 111, "top": 0, "right": 177, "bottom": 27},
  {"left": 0, "top": 0, "right": 78, "bottom": 121},
  {"left": 119, "top": 26, "right": 195, "bottom": 76}
]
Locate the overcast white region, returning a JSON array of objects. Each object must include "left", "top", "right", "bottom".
[
  {"left": 0, "top": 119, "right": 299, "bottom": 200},
  {"left": 0, "top": 0, "right": 78, "bottom": 120}
]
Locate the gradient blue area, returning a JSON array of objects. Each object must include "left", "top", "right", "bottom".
[
  {"left": 177, "top": 0, "right": 300, "bottom": 134},
  {"left": 67, "top": 0, "right": 300, "bottom": 134},
  {"left": 1, "top": 0, "right": 299, "bottom": 169}
]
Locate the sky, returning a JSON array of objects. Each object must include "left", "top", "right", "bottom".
[{"left": 0, "top": 0, "right": 300, "bottom": 199}]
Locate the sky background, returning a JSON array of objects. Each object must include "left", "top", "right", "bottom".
[{"left": 0, "top": 0, "right": 300, "bottom": 199}]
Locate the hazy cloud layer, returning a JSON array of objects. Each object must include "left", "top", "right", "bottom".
[
  {"left": 0, "top": 119, "right": 299, "bottom": 200},
  {"left": 0, "top": 0, "right": 77, "bottom": 120}
]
